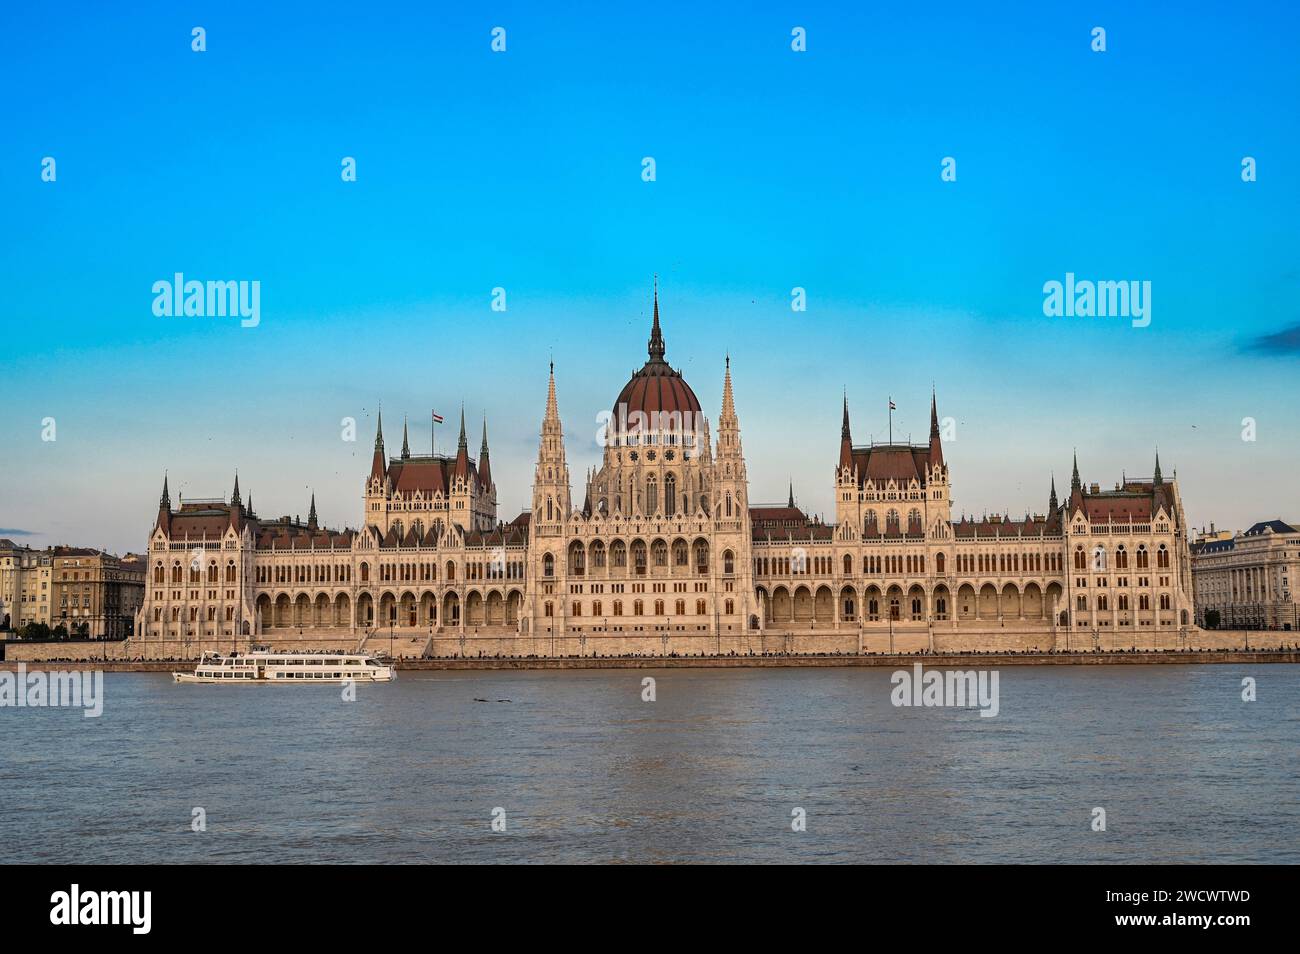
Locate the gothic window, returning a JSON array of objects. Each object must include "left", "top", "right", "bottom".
[
  {"left": 611, "top": 540, "right": 627, "bottom": 568},
  {"left": 936, "top": 552, "right": 946, "bottom": 574},
  {"left": 693, "top": 539, "right": 709, "bottom": 573},
  {"left": 1157, "top": 545, "right": 1169, "bottom": 569},
  {"left": 1092, "top": 546, "right": 1107, "bottom": 571},
  {"left": 1137, "top": 545, "right": 1149, "bottom": 568},
  {"left": 843, "top": 554, "right": 852, "bottom": 574},
  {"left": 726, "top": 492, "right": 733, "bottom": 517},
  {"left": 542, "top": 553, "right": 555, "bottom": 578},
  {"left": 591, "top": 540, "right": 607, "bottom": 568},
  {"left": 1074, "top": 546, "right": 1087, "bottom": 570},
  {"left": 1116, "top": 545, "right": 1128, "bottom": 569},
  {"left": 665, "top": 474, "right": 677, "bottom": 516},
  {"left": 724, "top": 550, "right": 735, "bottom": 574},
  {"left": 652, "top": 539, "right": 668, "bottom": 567},
  {"left": 632, "top": 541, "right": 647, "bottom": 574},
  {"left": 646, "top": 476, "right": 658, "bottom": 514},
  {"left": 673, "top": 539, "right": 688, "bottom": 566}
]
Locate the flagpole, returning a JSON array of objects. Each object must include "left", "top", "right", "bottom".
[
  {"left": 888, "top": 396, "right": 893, "bottom": 446},
  {"left": 432, "top": 410, "right": 436, "bottom": 457}
]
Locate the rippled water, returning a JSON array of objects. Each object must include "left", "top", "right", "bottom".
[{"left": 2, "top": 665, "right": 1297, "bottom": 863}]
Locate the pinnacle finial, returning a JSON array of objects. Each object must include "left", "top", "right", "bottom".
[
  {"left": 401, "top": 415, "right": 410, "bottom": 459},
  {"left": 648, "top": 277, "right": 665, "bottom": 362}
]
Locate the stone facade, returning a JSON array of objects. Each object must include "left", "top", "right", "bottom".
[
  {"left": 133, "top": 287, "right": 1198, "bottom": 658},
  {"left": 1, "top": 542, "right": 143, "bottom": 637},
  {"left": 1191, "top": 520, "right": 1300, "bottom": 630}
]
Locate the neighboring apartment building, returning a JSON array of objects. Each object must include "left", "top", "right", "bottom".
[
  {"left": 1191, "top": 520, "right": 1300, "bottom": 630},
  {"left": 0, "top": 539, "right": 53, "bottom": 630}
]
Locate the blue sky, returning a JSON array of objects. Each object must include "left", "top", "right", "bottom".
[{"left": 2, "top": 1, "right": 1298, "bottom": 554}]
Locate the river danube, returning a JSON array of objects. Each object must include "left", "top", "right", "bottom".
[{"left": 3, "top": 665, "right": 1296, "bottom": 863}]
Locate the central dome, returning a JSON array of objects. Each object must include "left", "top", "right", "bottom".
[{"left": 611, "top": 287, "right": 702, "bottom": 426}]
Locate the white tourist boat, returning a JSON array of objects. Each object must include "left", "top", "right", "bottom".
[{"left": 172, "top": 650, "right": 396, "bottom": 684}]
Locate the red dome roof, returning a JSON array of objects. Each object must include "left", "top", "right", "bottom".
[{"left": 611, "top": 288, "right": 702, "bottom": 425}]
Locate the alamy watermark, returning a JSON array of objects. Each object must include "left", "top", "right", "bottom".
[
  {"left": 1042, "top": 272, "right": 1150, "bottom": 328},
  {"left": 152, "top": 273, "right": 260, "bottom": 327},
  {"left": 890, "top": 663, "right": 999, "bottom": 717},
  {"left": 0, "top": 664, "right": 103, "bottom": 717}
]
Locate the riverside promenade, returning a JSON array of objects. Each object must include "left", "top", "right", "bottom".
[{"left": 2, "top": 649, "right": 1298, "bottom": 672}]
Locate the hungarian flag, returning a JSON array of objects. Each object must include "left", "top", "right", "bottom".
[
  {"left": 431, "top": 411, "right": 444, "bottom": 424},
  {"left": 889, "top": 400, "right": 896, "bottom": 410}
]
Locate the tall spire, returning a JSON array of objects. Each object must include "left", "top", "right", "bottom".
[
  {"left": 839, "top": 392, "right": 854, "bottom": 472},
  {"left": 1153, "top": 449, "right": 1163, "bottom": 486},
  {"left": 453, "top": 405, "right": 470, "bottom": 480},
  {"left": 648, "top": 275, "right": 665, "bottom": 363},
  {"left": 160, "top": 473, "right": 170, "bottom": 509},
  {"left": 1049, "top": 473, "right": 1058, "bottom": 513},
  {"left": 544, "top": 361, "right": 560, "bottom": 429},
  {"left": 1071, "top": 451, "right": 1081, "bottom": 494},
  {"left": 928, "top": 387, "right": 944, "bottom": 468},
  {"left": 788, "top": 481, "right": 795, "bottom": 509},
  {"left": 401, "top": 416, "right": 410, "bottom": 459},
  {"left": 478, "top": 416, "right": 492, "bottom": 488},
  {"left": 231, "top": 472, "right": 241, "bottom": 507},
  {"left": 721, "top": 354, "right": 736, "bottom": 420},
  {"left": 370, "top": 407, "right": 388, "bottom": 483},
  {"left": 308, "top": 492, "right": 318, "bottom": 529}
]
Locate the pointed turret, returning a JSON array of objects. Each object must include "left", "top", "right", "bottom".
[
  {"left": 454, "top": 406, "right": 470, "bottom": 480},
  {"left": 155, "top": 473, "right": 172, "bottom": 533},
  {"left": 1153, "top": 450, "right": 1163, "bottom": 486},
  {"left": 1049, "top": 473, "right": 1058, "bottom": 513},
  {"left": 1071, "top": 451, "right": 1081, "bottom": 495},
  {"left": 231, "top": 472, "right": 241, "bottom": 507},
  {"left": 308, "top": 492, "right": 318, "bottom": 530},
  {"left": 401, "top": 416, "right": 410, "bottom": 460},
  {"left": 788, "top": 481, "right": 795, "bottom": 509},
  {"left": 478, "top": 417, "right": 492, "bottom": 489},
  {"left": 839, "top": 392, "right": 854, "bottom": 471},
  {"left": 533, "top": 361, "right": 572, "bottom": 528},
  {"left": 928, "top": 387, "right": 944, "bottom": 468},
  {"left": 370, "top": 408, "right": 387, "bottom": 483},
  {"left": 648, "top": 275, "right": 665, "bottom": 363}
]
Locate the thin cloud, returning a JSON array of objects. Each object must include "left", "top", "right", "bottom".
[
  {"left": 1245, "top": 323, "right": 1300, "bottom": 356},
  {"left": 0, "top": 528, "right": 37, "bottom": 536}
]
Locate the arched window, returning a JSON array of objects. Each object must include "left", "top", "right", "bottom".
[
  {"left": 611, "top": 540, "right": 627, "bottom": 568},
  {"left": 1116, "top": 545, "right": 1128, "bottom": 569},
  {"left": 542, "top": 553, "right": 555, "bottom": 578},
  {"left": 843, "top": 554, "right": 853, "bottom": 574},
  {"left": 646, "top": 476, "right": 658, "bottom": 514},
  {"left": 664, "top": 474, "right": 677, "bottom": 516},
  {"left": 1136, "top": 545, "right": 1149, "bottom": 568},
  {"left": 725, "top": 492, "right": 733, "bottom": 517},
  {"left": 1074, "top": 546, "right": 1086, "bottom": 570},
  {"left": 936, "top": 552, "right": 946, "bottom": 574},
  {"left": 652, "top": 539, "right": 668, "bottom": 567},
  {"left": 723, "top": 550, "right": 735, "bottom": 574},
  {"left": 1157, "top": 545, "right": 1169, "bottom": 568},
  {"left": 672, "top": 539, "right": 688, "bottom": 566},
  {"left": 1091, "top": 546, "right": 1107, "bottom": 571}
]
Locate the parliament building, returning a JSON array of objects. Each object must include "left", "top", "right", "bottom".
[{"left": 135, "top": 288, "right": 1197, "bottom": 656}]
